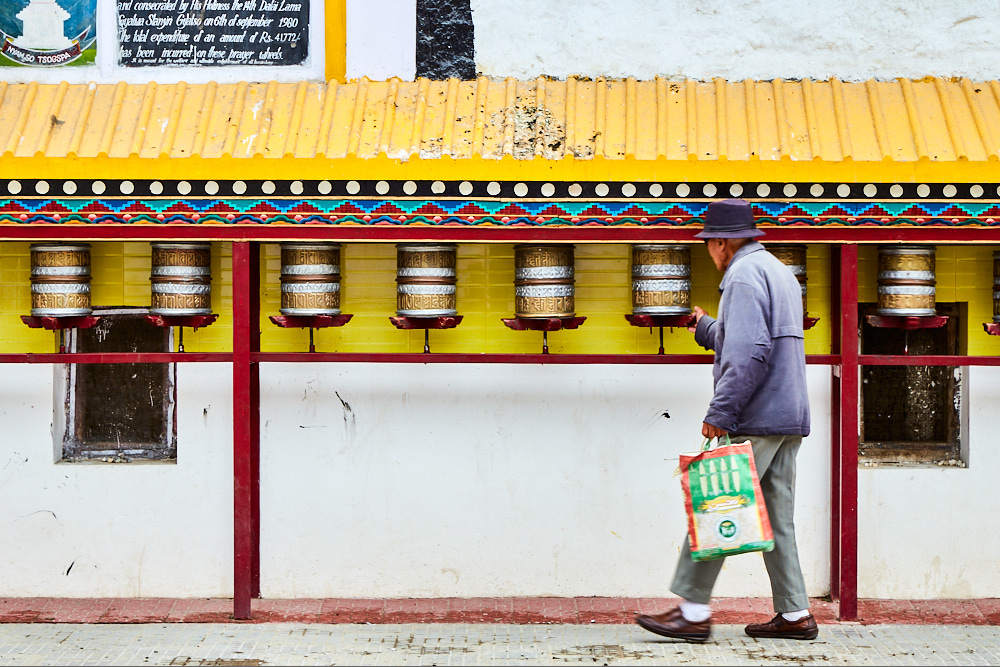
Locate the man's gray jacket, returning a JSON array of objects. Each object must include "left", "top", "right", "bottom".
[{"left": 694, "top": 241, "right": 811, "bottom": 436}]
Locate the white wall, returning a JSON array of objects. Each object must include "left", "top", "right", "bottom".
[
  {"left": 0, "top": 364, "right": 233, "bottom": 597},
  {"left": 858, "top": 366, "right": 1000, "bottom": 599},
  {"left": 5, "top": 360, "right": 997, "bottom": 599},
  {"left": 472, "top": 0, "right": 1000, "bottom": 82},
  {"left": 345, "top": 0, "right": 416, "bottom": 80},
  {"left": 259, "top": 363, "right": 831, "bottom": 599}
]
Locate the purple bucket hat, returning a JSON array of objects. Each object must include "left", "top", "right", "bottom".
[{"left": 693, "top": 198, "right": 765, "bottom": 239}]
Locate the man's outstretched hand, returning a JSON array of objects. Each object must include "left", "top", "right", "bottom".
[{"left": 687, "top": 306, "right": 708, "bottom": 332}]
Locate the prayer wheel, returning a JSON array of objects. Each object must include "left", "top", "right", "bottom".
[
  {"left": 630, "top": 244, "right": 691, "bottom": 315},
  {"left": 150, "top": 242, "right": 213, "bottom": 316},
  {"left": 514, "top": 244, "right": 575, "bottom": 318},
  {"left": 29, "top": 243, "right": 92, "bottom": 316},
  {"left": 396, "top": 243, "right": 457, "bottom": 317},
  {"left": 876, "top": 245, "right": 936, "bottom": 316},
  {"left": 993, "top": 251, "right": 1000, "bottom": 323},
  {"left": 280, "top": 243, "right": 341, "bottom": 315},
  {"left": 767, "top": 244, "right": 808, "bottom": 315}
]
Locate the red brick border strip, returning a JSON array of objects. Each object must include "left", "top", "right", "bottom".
[{"left": 0, "top": 598, "right": 996, "bottom": 625}]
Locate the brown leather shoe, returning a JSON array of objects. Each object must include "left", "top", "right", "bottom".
[
  {"left": 635, "top": 607, "right": 711, "bottom": 643},
  {"left": 745, "top": 613, "right": 819, "bottom": 640}
]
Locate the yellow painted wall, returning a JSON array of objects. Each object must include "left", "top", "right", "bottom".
[
  {"left": 857, "top": 244, "right": 1000, "bottom": 356},
  {"left": 0, "top": 242, "right": 233, "bottom": 353},
  {"left": 3, "top": 241, "right": 998, "bottom": 357},
  {"left": 325, "top": 0, "right": 346, "bottom": 82},
  {"left": 260, "top": 241, "right": 834, "bottom": 355}
]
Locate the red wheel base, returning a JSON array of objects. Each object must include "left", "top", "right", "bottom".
[
  {"left": 389, "top": 316, "right": 463, "bottom": 330},
  {"left": 624, "top": 313, "right": 696, "bottom": 328},
  {"left": 21, "top": 315, "right": 100, "bottom": 331},
  {"left": 866, "top": 314, "right": 948, "bottom": 330},
  {"left": 501, "top": 316, "right": 587, "bottom": 331},
  {"left": 146, "top": 314, "right": 220, "bottom": 331},
  {"left": 270, "top": 314, "right": 353, "bottom": 329}
]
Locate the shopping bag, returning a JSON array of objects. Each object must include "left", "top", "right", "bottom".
[{"left": 679, "top": 435, "right": 774, "bottom": 562}]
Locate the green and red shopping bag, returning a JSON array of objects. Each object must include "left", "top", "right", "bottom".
[{"left": 679, "top": 435, "right": 774, "bottom": 561}]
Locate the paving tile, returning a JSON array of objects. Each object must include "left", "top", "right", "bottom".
[
  {"left": 315, "top": 598, "right": 385, "bottom": 624},
  {"left": 511, "top": 597, "right": 578, "bottom": 624},
  {"left": 383, "top": 598, "right": 450, "bottom": 624},
  {"left": 442, "top": 597, "right": 513, "bottom": 624}
]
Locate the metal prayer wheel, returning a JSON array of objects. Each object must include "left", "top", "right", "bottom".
[
  {"left": 280, "top": 243, "right": 341, "bottom": 315},
  {"left": 514, "top": 244, "right": 575, "bottom": 318},
  {"left": 768, "top": 244, "right": 808, "bottom": 315},
  {"left": 30, "top": 243, "right": 92, "bottom": 316},
  {"left": 150, "top": 242, "right": 212, "bottom": 315},
  {"left": 877, "top": 245, "right": 936, "bottom": 316},
  {"left": 631, "top": 244, "right": 691, "bottom": 315},
  {"left": 993, "top": 251, "right": 1000, "bottom": 323},
  {"left": 396, "top": 243, "right": 457, "bottom": 317}
]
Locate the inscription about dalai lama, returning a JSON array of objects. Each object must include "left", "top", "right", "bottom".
[{"left": 117, "top": 0, "right": 307, "bottom": 66}]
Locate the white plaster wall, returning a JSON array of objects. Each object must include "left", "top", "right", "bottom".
[
  {"left": 0, "top": 364, "right": 233, "bottom": 597},
  {"left": 9, "top": 359, "right": 997, "bottom": 600},
  {"left": 259, "top": 363, "right": 831, "bottom": 599},
  {"left": 472, "top": 0, "right": 1000, "bottom": 82},
  {"left": 345, "top": 0, "right": 416, "bottom": 81},
  {"left": 858, "top": 366, "right": 1000, "bottom": 599}
]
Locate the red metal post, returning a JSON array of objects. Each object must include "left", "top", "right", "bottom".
[
  {"left": 232, "top": 241, "right": 260, "bottom": 619},
  {"left": 249, "top": 243, "right": 261, "bottom": 599},
  {"left": 829, "top": 245, "right": 842, "bottom": 600},
  {"left": 838, "top": 243, "right": 860, "bottom": 621}
]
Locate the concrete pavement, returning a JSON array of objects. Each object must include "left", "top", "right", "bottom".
[{"left": 1, "top": 622, "right": 999, "bottom": 665}]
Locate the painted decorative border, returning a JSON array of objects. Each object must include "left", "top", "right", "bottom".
[
  {"left": 1, "top": 196, "right": 999, "bottom": 227},
  {"left": 1, "top": 179, "right": 998, "bottom": 202}
]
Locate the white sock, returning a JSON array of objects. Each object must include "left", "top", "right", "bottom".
[
  {"left": 680, "top": 599, "right": 711, "bottom": 623},
  {"left": 781, "top": 609, "right": 811, "bottom": 622}
]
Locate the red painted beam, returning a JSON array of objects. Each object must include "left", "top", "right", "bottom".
[
  {"left": 232, "top": 241, "right": 260, "bottom": 620},
  {"left": 3, "top": 351, "right": 996, "bottom": 366},
  {"left": 3, "top": 224, "right": 1000, "bottom": 243},
  {"left": 252, "top": 353, "right": 840, "bottom": 364},
  {"left": 0, "top": 353, "right": 231, "bottom": 363},
  {"left": 858, "top": 355, "right": 1000, "bottom": 366},
  {"left": 838, "top": 244, "right": 860, "bottom": 621}
]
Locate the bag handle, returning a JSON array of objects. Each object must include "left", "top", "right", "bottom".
[{"left": 700, "top": 433, "right": 732, "bottom": 451}]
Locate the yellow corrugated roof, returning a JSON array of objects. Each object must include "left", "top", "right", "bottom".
[
  {"left": 2, "top": 76, "right": 999, "bottom": 181},
  {"left": 4, "top": 75, "right": 1000, "bottom": 162}
]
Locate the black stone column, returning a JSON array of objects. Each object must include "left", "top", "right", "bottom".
[{"left": 416, "top": 0, "right": 475, "bottom": 79}]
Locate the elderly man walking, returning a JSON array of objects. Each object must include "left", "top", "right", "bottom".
[{"left": 636, "top": 198, "right": 815, "bottom": 643}]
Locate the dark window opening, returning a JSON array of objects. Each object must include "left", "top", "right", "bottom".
[
  {"left": 859, "top": 302, "right": 965, "bottom": 466},
  {"left": 62, "top": 308, "right": 176, "bottom": 462}
]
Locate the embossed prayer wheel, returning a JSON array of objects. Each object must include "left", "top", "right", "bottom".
[
  {"left": 768, "top": 244, "right": 808, "bottom": 315},
  {"left": 280, "top": 243, "right": 341, "bottom": 315},
  {"left": 30, "top": 243, "right": 92, "bottom": 316},
  {"left": 396, "top": 243, "right": 457, "bottom": 317},
  {"left": 877, "top": 245, "right": 936, "bottom": 316},
  {"left": 150, "top": 242, "right": 212, "bottom": 316},
  {"left": 993, "top": 251, "right": 1000, "bottom": 323},
  {"left": 514, "top": 244, "right": 575, "bottom": 318},
  {"left": 631, "top": 244, "right": 691, "bottom": 315}
]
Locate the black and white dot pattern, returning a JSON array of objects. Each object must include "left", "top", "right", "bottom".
[{"left": 1, "top": 179, "right": 997, "bottom": 200}]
